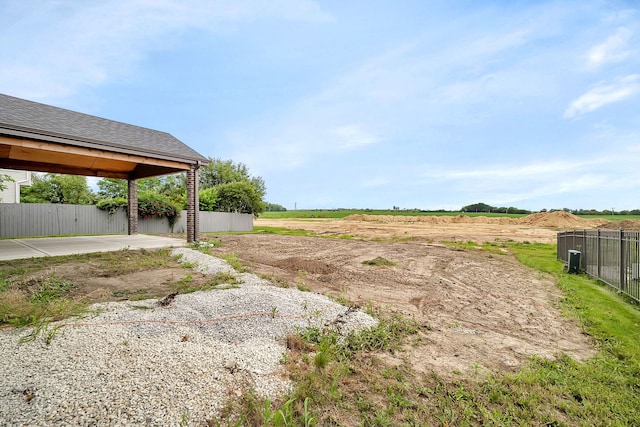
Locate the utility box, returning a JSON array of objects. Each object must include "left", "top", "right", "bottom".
[{"left": 568, "top": 250, "right": 581, "bottom": 274}]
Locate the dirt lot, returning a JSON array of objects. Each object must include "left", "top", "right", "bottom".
[
  {"left": 4, "top": 212, "right": 604, "bottom": 380},
  {"left": 202, "top": 212, "right": 600, "bottom": 377}
]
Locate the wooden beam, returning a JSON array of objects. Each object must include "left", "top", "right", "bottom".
[
  {"left": 0, "top": 158, "right": 131, "bottom": 179},
  {"left": 0, "top": 135, "right": 192, "bottom": 170}
]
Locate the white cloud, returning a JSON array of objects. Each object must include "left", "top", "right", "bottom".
[
  {"left": 586, "top": 27, "right": 633, "bottom": 69},
  {"left": 361, "top": 177, "right": 390, "bottom": 188},
  {"left": 563, "top": 74, "right": 640, "bottom": 119},
  {"left": 0, "top": 0, "right": 332, "bottom": 102},
  {"left": 331, "top": 125, "right": 378, "bottom": 150},
  {"left": 424, "top": 159, "right": 598, "bottom": 182}
]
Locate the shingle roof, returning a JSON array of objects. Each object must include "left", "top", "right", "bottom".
[{"left": 0, "top": 93, "right": 208, "bottom": 164}]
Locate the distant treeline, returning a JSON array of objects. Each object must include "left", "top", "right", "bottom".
[
  {"left": 461, "top": 202, "right": 640, "bottom": 216},
  {"left": 265, "top": 202, "right": 640, "bottom": 216}
]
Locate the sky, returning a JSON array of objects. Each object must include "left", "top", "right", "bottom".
[{"left": 1, "top": 0, "right": 639, "bottom": 211}]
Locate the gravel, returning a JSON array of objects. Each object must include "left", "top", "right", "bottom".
[{"left": 0, "top": 248, "right": 378, "bottom": 426}]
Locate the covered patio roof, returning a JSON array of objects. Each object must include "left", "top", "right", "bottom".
[
  {"left": 0, "top": 93, "right": 208, "bottom": 241},
  {"left": 0, "top": 93, "right": 207, "bottom": 179}
]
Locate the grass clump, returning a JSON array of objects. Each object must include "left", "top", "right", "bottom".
[
  {"left": 253, "top": 226, "right": 318, "bottom": 237},
  {"left": 0, "top": 273, "right": 84, "bottom": 335},
  {"left": 171, "top": 272, "right": 240, "bottom": 294},
  {"left": 443, "top": 240, "right": 508, "bottom": 255},
  {"left": 362, "top": 256, "right": 396, "bottom": 267},
  {"left": 221, "top": 252, "right": 248, "bottom": 272}
]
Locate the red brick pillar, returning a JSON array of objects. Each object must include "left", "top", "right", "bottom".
[
  {"left": 186, "top": 166, "right": 200, "bottom": 242},
  {"left": 127, "top": 178, "right": 138, "bottom": 235}
]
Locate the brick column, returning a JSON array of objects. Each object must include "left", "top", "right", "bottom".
[
  {"left": 193, "top": 166, "right": 199, "bottom": 241},
  {"left": 127, "top": 178, "right": 138, "bottom": 235},
  {"left": 186, "top": 166, "right": 199, "bottom": 242}
]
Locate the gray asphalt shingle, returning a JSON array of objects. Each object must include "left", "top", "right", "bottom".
[{"left": 0, "top": 93, "right": 207, "bottom": 164}]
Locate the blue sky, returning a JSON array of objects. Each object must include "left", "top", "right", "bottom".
[{"left": 2, "top": 0, "right": 639, "bottom": 211}]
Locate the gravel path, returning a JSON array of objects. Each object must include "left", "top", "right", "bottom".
[{"left": 0, "top": 248, "right": 377, "bottom": 426}]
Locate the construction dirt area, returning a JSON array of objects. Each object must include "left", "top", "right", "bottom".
[
  {"left": 204, "top": 211, "right": 637, "bottom": 378},
  {"left": 9, "top": 211, "right": 638, "bottom": 383}
]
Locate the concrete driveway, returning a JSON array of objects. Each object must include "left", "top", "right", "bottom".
[{"left": 0, "top": 234, "right": 186, "bottom": 261}]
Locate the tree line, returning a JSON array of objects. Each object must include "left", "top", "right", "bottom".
[
  {"left": 461, "top": 203, "right": 640, "bottom": 216},
  {"left": 17, "top": 158, "right": 269, "bottom": 219}
]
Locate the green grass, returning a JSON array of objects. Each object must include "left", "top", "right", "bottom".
[
  {"left": 253, "top": 226, "right": 318, "bottom": 237},
  {"left": 172, "top": 271, "right": 241, "bottom": 293},
  {"left": 261, "top": 209, "right": 640, "bottom": 222},
  {"left": 0, "top": 248, "right": 180, "bottom": 329},
  {"left": 443, "top": 239, "right": 511, "bottom": 255}
]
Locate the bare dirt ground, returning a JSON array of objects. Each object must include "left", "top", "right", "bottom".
[
  {"left": 202, "top": 212, "right": 599, "bottom": 378},
  {"left": 8, "top": 212, "right": 604, "bottom": 381}
]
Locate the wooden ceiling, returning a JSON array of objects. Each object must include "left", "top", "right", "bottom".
[{"left": 0, "top": 135, "right": 190, "bottom": 179}]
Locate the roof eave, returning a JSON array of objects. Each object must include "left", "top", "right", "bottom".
[{"left": 0, "top": 125, "right": 209, "bottom": 166}]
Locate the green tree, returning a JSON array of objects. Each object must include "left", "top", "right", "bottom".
[
  {"left": 97, "top": 174, "right": 186, "bottom": 206},
  {"left": 214, "top": 181, "right": 264, "bottom": 214},
  {"left": 0, "top": 174, "right": 12, "bottom": 191},
  {"left": 461, "top": 202, "right": 495, "bottom": 213},
  {"left": 265, "top": 202, "right": 287, "bottom": 212},
  {"left": 21, "top": 173, "right": 95, "bottom": 204},
  {"left": 97, "top": 178, "right": 127, "bottom": 199},
  {"left": 199, "top": 187, "right": 218, "bottom": 212},
  {"left": 199, "top": 158, "right": 266, "bottom": 215}
]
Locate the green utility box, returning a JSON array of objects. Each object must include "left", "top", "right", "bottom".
[{"left": 568, "top": 250, "right": 581, "bottom": 274}]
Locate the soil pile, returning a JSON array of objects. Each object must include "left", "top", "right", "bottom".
[
  {"left": 515, "top": 211, "right": 608, "bottom": 228},
  {"left": 598, "top": 220, "right": 640, "bottom": 230},
  {"left": 343, "top": 211, "right": 609, "bottom": 229}
]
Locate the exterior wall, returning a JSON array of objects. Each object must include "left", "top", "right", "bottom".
[
  {"left": 0, "top": 169, "right": 32, "bottom": 203},
  {"left": 0, "top": 204, "right": 253, "bottom": 238}
]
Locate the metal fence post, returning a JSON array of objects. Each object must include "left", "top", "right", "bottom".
[
  {"left": 620, "top": 230, "right": 626, "bottom": 292},
  {"left": 597, "top": 229, "right": 601, "bottom": 279}
]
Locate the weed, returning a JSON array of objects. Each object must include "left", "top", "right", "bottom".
[
  {"left": 179, "top": 411, "right": 189, "bottom": 427},
  {"left": 253, "top": 226, "right": 318, "bottom": 237},
  {"left": 44, "top": 324, "right": 62, "bottom": 345},
  {"left": 272, "top": 277, "right": 290, "bottom": 288},
  {"left": 30, "top": 275, "right": 75, "bottom": 303},
  {"left": 180, "top": 261, "right": 198, "bottom": 269},
  {"left": 130, "top": 304, "right": 153, "bottom": 310},
  {"left": 221, "top": 253, "right": 247, "bottom": 272},
  {"left": 172, "top": 271, "right": 240, "bottom": 294},
  {"left": 362, "top": 257, "right": 396, "bottom": 267}
]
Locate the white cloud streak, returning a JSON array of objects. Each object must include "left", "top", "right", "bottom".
[
  {"left": 563, "top": 74, "right": 640, "bottom": 118},
  {"left": 586, "top": 27, "right": 633, "bottom": 69},
  {"left": 0, "top": 0, "right": 332, "bottom": 102},
  {"left": 418, "top": 152, "right": 640, "bottom": 207}
]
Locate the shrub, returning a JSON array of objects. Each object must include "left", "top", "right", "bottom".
[{"left": 97, "top": 192, "right": 181, "bottom": 227}]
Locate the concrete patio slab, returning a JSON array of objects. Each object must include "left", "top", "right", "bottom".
[{"left": 0, "top": 235, "right": 186, "bottom": 261}]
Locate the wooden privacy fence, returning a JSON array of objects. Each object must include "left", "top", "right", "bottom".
[
  {"left": 0, "top": 203, "right": 253, "bottom": 238},
  {"left": 557, "top": 230, "right": 640, "bottom": 303}
]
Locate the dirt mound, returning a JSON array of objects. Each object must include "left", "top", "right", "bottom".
[
  {"left": 598, "top": 220, "right": 640, "bottom": 230},
  {"left": 342, "top": 214, "right": 513, "bottom": 224},
  {"left": 516, "top": 211, "right": 608, "bottom": 228},
  {"left": 342, "top": 212, "right": 607, "bottom": 228}
]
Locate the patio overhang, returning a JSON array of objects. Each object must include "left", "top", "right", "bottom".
[{"left": 0, "top": 93, "right": 209, "bottom": 242}]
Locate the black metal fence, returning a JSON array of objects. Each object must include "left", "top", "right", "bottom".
[{"left": 557, "top": 230, "right": 640, "bottom": 303}]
